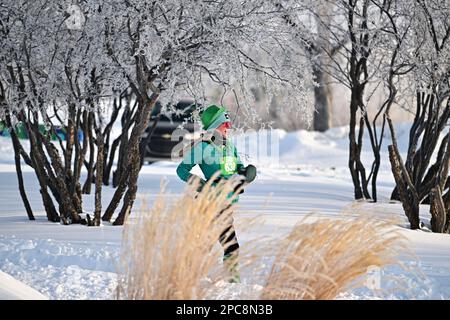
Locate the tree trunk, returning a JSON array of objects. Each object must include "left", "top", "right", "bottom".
[
  {"left": 82, "top": 112, "right": 95, "bottom": 194},
  {"left": 5, "top": 113, "right": 34, "bottom": 220},
  {"left": 41, "top": 137, "right": 81, "bottom": 224},
  {"left": 112, "top": 97, "right": 138, "bottom": 188},
  {"left": 12, "top": 136, "right": 34, "bottom": 221},
  {"left": 93, "top": 130, "right": 104, "bottom": 227},
  {"left": 348, "top": 94, "right": 364, "bottom": 199},
  {"left": 312, "top": 65, "right": 331, "bottom": 132},
  {"left": 25, "top": 121, "right": 60, "bottom": 222},
  {"left": 104, "top": 135, "right": 121, "bottom": 186},
  {"left": 388, "top": 144, "right": 420, "bottom": 229},
  {"left": 69, "top": 109, "right": 83, "bottom": 213},
  {"left": 64, "top": 105, "right": 75, "bottom": 180},
  {"left": 113, "top": 123, "right": 131, "bottom": 188},
  {"left": 102, "top": 166, "right": 129, "bottom": 221},
  {"left": 104, "top": 94, "right": 159, "bottom": 223},
  {"left": 101, "top": 95, "right": 121, "bottom": 186},
  {"left": 72, "top": 110, "right": 89, "bottom": 211},
  {"left": 113, "top": 150, "right": 140, "bottom": 225},
  {"left": 430, "top": 187, "right": 446, "bottom": 233}
]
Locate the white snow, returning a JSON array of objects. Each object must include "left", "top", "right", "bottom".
[
  {"left": 1, "top": 123, "right": 450, "bottom": 299},
  {"left": 0, "top": 270, "right": 48, "bottom": 299}
]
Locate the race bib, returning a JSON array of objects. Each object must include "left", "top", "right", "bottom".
[{"left": 221, "top": 156, "right": 238, "bottom": 175}]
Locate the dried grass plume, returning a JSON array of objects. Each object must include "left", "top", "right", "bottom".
[
  {"left": 261, "top": 216, "right": 406, "bottom": 300},
  {"left": 116, "top": 175, "right": 240, "bottom": 300}
]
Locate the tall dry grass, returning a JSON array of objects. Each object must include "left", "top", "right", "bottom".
[
  {"left": 116, "top": 176, "right": 241, "bottom": 300},
  {"left": 116, "top": 175, "right": 409, "bottom": 300},
  {"left": 260, "top": 216, "right": 406, "bottom": 300}
]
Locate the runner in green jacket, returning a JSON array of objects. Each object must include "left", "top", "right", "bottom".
[{"left": 176, "top": 105, "right": 255, "bottom": 283}]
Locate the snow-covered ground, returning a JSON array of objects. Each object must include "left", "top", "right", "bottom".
[
  {"left": 0, "top": 270, "right": 48, "bottom": 300},
  {"left": 1, "top": 123, "right": 450, "bottom": 299}
]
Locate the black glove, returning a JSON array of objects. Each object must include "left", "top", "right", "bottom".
[{"left": 238, "top": 164, "right": 257, "bottom": 183}]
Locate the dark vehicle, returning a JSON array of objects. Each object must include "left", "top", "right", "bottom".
[{"left": 140, "top": 100, "right": 200, "bottom": 164}]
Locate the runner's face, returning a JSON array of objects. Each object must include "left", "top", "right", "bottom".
[{"left": 217, "top": 122, "right": 231, "bottom": 138}]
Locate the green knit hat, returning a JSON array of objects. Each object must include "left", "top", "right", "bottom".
[{"left": 200, "top": 105, "right": 231, "bottom": 130}]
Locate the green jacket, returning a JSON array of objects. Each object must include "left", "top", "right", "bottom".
[{"left": 176, "top": 139, "right": 244, "bottom": 200}]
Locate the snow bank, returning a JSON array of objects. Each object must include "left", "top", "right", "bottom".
[
  {"left": 237, "top": 122, "right": 414, "bottom": 168},
  {"left": 0, "top": 235, "right": 119, "bottom": 300},
  {"left": 0, "top": 270, "right": 48, "bottom": 300}
]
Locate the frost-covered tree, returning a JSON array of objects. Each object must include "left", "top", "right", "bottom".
[
  {"left": 286, "top": 0, "right": 449, "bottom": 205},
  {"left": 275, "top": 0, "right": 349, "bottom": 132},
  {"left": 0, "top": 0, "right": 127, "bottom": 224},
  {"left": 384, "top": 0, "right": 450, "bottom": 231},
  {"left": 298, "top": 0, "right": 399, "bottom": 201}
]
